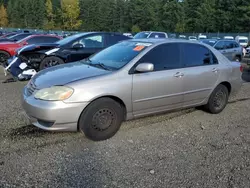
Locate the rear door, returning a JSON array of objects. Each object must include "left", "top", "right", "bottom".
[
  {"left": 67, "top": 34, "right": 105, "bottom": 62},
  {"left": 132, "top": 43, "right": 184, "bottom": 116},
  {"left": 180, "top": 43, "right": 220, "bottom": 107}
]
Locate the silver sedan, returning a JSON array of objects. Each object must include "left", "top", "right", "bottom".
[{"left": 22, "top": 39, "right": 243, "bottom": 141}]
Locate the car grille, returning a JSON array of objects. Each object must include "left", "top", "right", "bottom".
[{"left": 26, "top": 80, "right": 37, "bottom": 96}]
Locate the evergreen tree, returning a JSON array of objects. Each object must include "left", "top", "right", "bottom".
[
  {"left": 0, "top": 4, "right": 8, "bottom": 27},
  {"left": 61, "top": 0, "right": 82, "bottom": 30},
  {"left": 44, "top": 0, "right": 55, "bottom": 30}
]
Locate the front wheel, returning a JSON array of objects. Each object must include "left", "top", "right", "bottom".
[
  {"left": 205, "top": 84, "right": 229, "bottom": 114},
  {"left": 234, "top": 56, "right": 241, "bottom": 62},
  {"left": 0, "top": 51, "right": 10, "bottom": 65},
  {"left": 40, "top": 56, "right": 64, "bottom": 70},
  {"left": 79, "top": 98, "right": 124, "bottom": 141}
]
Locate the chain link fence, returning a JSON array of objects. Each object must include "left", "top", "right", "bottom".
[{"left": 1, "top": 27, "right": 250, "bottom": 39}]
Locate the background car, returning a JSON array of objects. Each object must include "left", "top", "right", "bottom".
[
  {"left": 14, "top": 32, "right": 130, "bottom": 71},
  {"left": 224, "top": 36, "right": 234, "bottom": 40},
  {"left": 213, "top": 39, "right": 243, "bottom": 61},
  {"left": 179, "top": 35, "right": 187, "bottom": 39},
  {"left": 0, "top": 33, "right": 33, "bottom": 43},
  {"left": 188, "top": 36, "right": 197, "bottom": 40},
  {"left": 200, "top": 39, "right": 218, "bottom": 46},
  {"left": 22, "top": 39, "right": 242, "bottom": 141},
  {"left": 133, "top": 31, "right": 168, "bottom": 39},
  {"left": 235, "top": 36, "right": 249, "bottom": 47},
  {"left": 0, "top": 35, "right": 62, "bottom": 64},
  {"left": 0, "top": 32, "right": 17, "bottom": 39}
]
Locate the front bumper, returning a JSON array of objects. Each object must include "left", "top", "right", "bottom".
[{"left": 22, "top": 87, "right": 89, "bottom": 131}]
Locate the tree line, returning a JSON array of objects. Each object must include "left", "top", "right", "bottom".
[{"left": 0, "top": 0, "right": 250, "bottom": 33}]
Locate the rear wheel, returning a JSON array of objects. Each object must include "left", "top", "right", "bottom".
[
  {"left": 0, "top": 51, "right": 10, "bottom": 65},
  {"left": 234, "top": 55, "right": 241, "bottom": 62},
  {"left": 40, "top": 56, "right": 64, "bottom": 70},
  {"left": 79, "top": 98, "right": 124, "bottom": 141},
  {"left": 205, "top": 84, "right": 229, "bottom": 114}
]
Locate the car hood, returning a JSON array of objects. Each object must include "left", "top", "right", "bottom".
[
  {"left": 31, "top": 62, "right": 111, "bottom": 89},
  {"left": 18, "top": 43, "right": 60, "bottom": 55}
]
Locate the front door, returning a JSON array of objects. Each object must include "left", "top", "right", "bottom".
[
  {"left": 180, "top": 43, "right": 220, "bottom": 107},
  {"left": 132, "top": 43, "right": 184, "bottom": 117}
]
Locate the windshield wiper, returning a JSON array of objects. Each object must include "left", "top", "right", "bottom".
[{"left": 92, "top": 62, "right": 113, "bottom": 71}]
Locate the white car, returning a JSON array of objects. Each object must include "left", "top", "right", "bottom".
[
  {"left": 188, "top": 36, "right": 197, "bottom": 41},
  {"left": 198, "top": 35, "right": 207, "bottom": 39},
  {"left": 235, "top": 36, "right": 249, "bottom": 47},
  {"left": 224, "top": 36, "right": 234, "bottom": 40}
]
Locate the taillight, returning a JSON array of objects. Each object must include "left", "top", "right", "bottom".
[{"left": 240, "top": 65, "right": 243, "bottom": 72}]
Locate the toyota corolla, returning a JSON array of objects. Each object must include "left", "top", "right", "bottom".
[{"left": 22, "top": 39, "right": 243, "bottom": 141}]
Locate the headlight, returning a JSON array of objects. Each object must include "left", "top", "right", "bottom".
[{"left": 34, "top": 86, "right": 74, "bottom": 101}]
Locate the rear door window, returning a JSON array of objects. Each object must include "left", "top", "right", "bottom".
[
  {"left": 224, "top": 41, "right": 234, "bottom": 49},
  {"left": 233, "top": 42, "right": 240, "bottom": 48},
  {"left": 138, "top": 43, "right": 182, "bottom": 71},
  {"left": 26, "top": 36, "right": 60, "bottom": 44},
  {"left": 105, "top": 34, "right": 129, "bottom": 47},
  {"left": 182, "top": 43, "right": 216, "bottom": 67}
]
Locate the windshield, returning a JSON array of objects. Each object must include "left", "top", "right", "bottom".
[
  {"left": 201, "top": 40, "right": 217, "bottom": 46},
  {"left": 56, "top": 33, "right": 86, "bottom": 45},
  {"left": 84, "top": 41, "right": 152, "bottom": 70},
  {"left": 239, "top": 39, "right": 248, "bottom": 43},
  {"left": 134, "top": 32, "right": 150, "bottom": 39}
]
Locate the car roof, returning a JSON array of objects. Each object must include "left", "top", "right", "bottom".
[
  {"left": 128, "top": 38, "right": 201, "bottom": 44},
  {"left": 138, "top": 31, "right": 167, "bottom": 34},
  {"left": 217, "top": 39, "right": 237, "bottom": 42}
]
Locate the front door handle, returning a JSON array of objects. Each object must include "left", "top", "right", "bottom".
[
  {"left": 174, "top": 72, "right": 184, "bottom": 78},
  {"left": 212, "top": 68, "right": 219, "bottom": 73}
]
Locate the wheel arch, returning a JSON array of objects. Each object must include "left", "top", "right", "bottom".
[
  {"left": 0, "top": 50, "right": 11, "bottom": 56},
  {"left": 218, "top": 81, "right": 232, "bottom": 94}
]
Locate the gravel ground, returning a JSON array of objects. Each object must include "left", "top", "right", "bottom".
[{"left": 0, "top": 69, "right": 250, "bottom": 188}]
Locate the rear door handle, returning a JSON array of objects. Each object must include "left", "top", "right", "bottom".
[
  {"left": 212, "top": 68, "right": 219, "bottom": 73},
  {"left": 174, "top": 72, "right": 184, "bottom": 78}
]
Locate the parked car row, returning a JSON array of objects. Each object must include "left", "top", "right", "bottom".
[
  {"left": 1, "top": 32, "right": 130, "bottom": 81},
  {"left": 1, "top": 31, "right": 246, "bottom": 83}
]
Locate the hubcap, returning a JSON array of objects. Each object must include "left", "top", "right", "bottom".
[
  {"left": 44, "top": 60, "right": 59, "bottom": 68},
  {"left": 213, "top": 89, "right": 226, "bottom": 110},
  {"left": 0, "top": 53, "right": 8, "bottom": 64},
  {"left": 92, "top": 108, "right": 116, "bottom": 131}
]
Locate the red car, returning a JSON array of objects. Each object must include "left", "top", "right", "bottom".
[{"left": 0, "top": 34, "right": 62, "bottom": 64}]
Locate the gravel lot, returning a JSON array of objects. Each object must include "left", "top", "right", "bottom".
[{"left": 0, "top": 69, "right": 250, "bottom": 188}]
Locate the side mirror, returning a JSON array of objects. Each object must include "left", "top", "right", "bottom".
[
  {"left": 21, "top": 41, "right": 28, "bottom": 46},
  {"left": 135, "top": 63, "right": 154, "bottom": 73},
  {"left": 73, "top": 43, "right": 84, "bottom": 49}
]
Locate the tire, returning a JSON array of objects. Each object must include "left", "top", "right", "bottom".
[
  {"left": 0, "top": 50, "right": 10, "bottom": 65},
  {"left": 39, "top": 56, "right": 64, "bottom": 70},
  {"left": 234, "top": 56, "right": 241, "bottom": 62},
  {"left": 205, "top": 84, "right": 229, "bottom": 114},
  {"left": 79, "top": 98, "right": 124, "bottom": 141}
]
